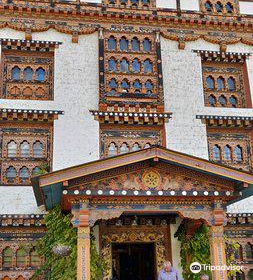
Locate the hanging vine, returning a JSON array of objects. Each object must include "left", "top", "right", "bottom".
[
  {"left": 174, "top": 221, "right": 212, "bottom": 280},
  {"left": 32, "top": 205, "right": 105, "bottom": 280}
]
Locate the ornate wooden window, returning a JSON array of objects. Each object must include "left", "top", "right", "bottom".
[
  {"left": 102, "top": 30, "right": 163, "bottom": 106},
  {"left": 0, "top": 109, "right": 63, "bottom": 185},
  {"left": 30, "top": 248, "right": 40, "bottom": 267},
  {"left": 200, "top": 0, "right": 239, "bottom": 14},
  {"left": 245, "top": 243, "right": 253, "bottom": 259},
  {"left": 100, "top": 125, "right": 164, "bottom": 158},
  {"left": 16, "top": 248, "right": 27, "bottom": 267},
  {"left": 0, "top": 39, "right": 61, "bottom": 100},
  {"left": 207, "top": 129, "right": 252, "bottom": 171},
  {"left": 2, "top": 247, "right": 13, "bottom": 268},
  {"left": 198, "top": 51, "right": 251, "bottom": 108}
]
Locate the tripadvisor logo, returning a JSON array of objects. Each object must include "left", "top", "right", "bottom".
[{"left": 190, "top": 262, "right": 202, "bottom": 274}]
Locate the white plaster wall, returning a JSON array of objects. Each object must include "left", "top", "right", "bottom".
[
  {"left": 170, "top": 217, "right": 183, "bottom": 278},
  {"left": 161, "top": 38, "right": 209, "bottom": 159},
  {"left": 227, "top": 196, "right": 253, "bottom": 213},
  {"left": 180, "top": 0, "right": 200, "bottom": 11},
  {"left": 0, "top": 28, "right": 99, "bottom": 214},
  {"left": 0, "top": 28, "right": 100, "bottom": 171},
  {"left": 156, "top": 0, "right": 177, "bottom": 9},
  {"left": 0, "top": 186, "right": 47, "bottom": 214},
  {"left": 239, "top": 1, "right": 253, "bottom": 15}
]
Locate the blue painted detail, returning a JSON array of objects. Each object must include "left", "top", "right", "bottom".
[{"left": 42, "top": 183, "right": 63, "bottom": 210}]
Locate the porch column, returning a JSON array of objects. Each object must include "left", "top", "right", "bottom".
[
  {"left": 209, "top": 202, "right": 227, "bottom": 280},
  {"left": 77, "top": 225, "right": 90, "bottom": 280},
  {"left": 72, "top": 202, "right": 91, "bottom": 280}
]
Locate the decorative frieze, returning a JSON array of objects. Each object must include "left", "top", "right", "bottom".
[
  {"left": 197, "top": 115, "right": 253, "bottom": 127},
  {"left": 0, "top": 38, "right": 62, "bottom": 52},
  {"left": 0, "top": 108, "right": 64, "bottom": 122}
]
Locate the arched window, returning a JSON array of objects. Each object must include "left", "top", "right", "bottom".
[
  {"left": 23, "top": 86, "right": 33, "bottom": 96},
  {"left": 35, "top": 68, "right": 46, "bottom": 82},
  {"left": 217, "top": 77, "right": 225, "bottom": 90},
  {"left": 204, "top": 1, "right": 212, "bottom": 11},
  {"left": 109, "top": 78, "right": 118, "bottom": 93},
  {"left": 30, "top": 247, "right": 40, "bottom": 267},
  {"left": 108, "top": 58, "right": 117, "bottom": 72},
  {"left": 225, "top": 2, "right": 233, "bottom": 13},
  {"left": 206, "top": 76, "right": 215, "bottom": 90},
  {"left": 2, "top": 247, "right": 13, "bottom": 268},
  {"left": 2, "top": 277, "right": 11, "bottom": 280},
  {"left": 213, "top": 145, "right": 221, "bottom": 161},
  {"left": 119, "top": 37, "right": 128, "bottom": 51},
  {"left": 33, "top": 141, "right": 44, "bottom": 158},
  {"left": 24, "top": 67, "right": 33, "bottom": 81},
  {"left": 218, "top": 95, "right": 227, "bottom": 106},
  {"left": 108, "top": 36, "right": 117, "bottom": 50},
  {"left": 133, "top": 80, "right": 142, "bottom": 93},
  {"left": 215, "top": 2, "right": 223, "bottom": 12},
  {"left": 5, "top": 167, "right": 17, "bottom": 183},
  {"left": 228, "top": 77, "right": 236, "bottom": 91},
  {"left": 131, "top": 38, "right": 140, "bottom": 51},
  {"left": 229, "top": 96, "right": 237, "bottom": 107},
  {"left": 19, "top": 167, "right": 30, "bottom": 184},
  {"left": 120, "top": 143, "right": 129, "bottom": 154},
  {"left": 143, "top": 38, "right": 151, "bottom": 52},
  {"left": 36, "top": 87, "right": 45, "bottom": 97},
  {"left": 131, "top": 0, "right": 138, "bottom": 5},
  {"left": 234, "top": 145, "right": 243, "bottom": 162},
  {"left": 120, "top": 58, "right": 129, "bottom": 72},
  {"left": 32, "top": 167, "right": 41, "bottom": 176},
  {"left": 16, "top": 277, "right": 25, "bottom": 280},
  {"left": 145, "top": 80, "right": 154, "bottom": 94},
  {"left": 142, "top": 0, "right": 149, "bottom": 5},
  {"left": 143, "top": 59, "right": 152, "bottom": 73},
  {"left": 120, "top": 0, "right": 127, "bottom": 5},
  {"left": 245, "top": 243, "right": 253, "bottom": 259},
  {"left": 208, "top": 95, "right": 216, "bottom": 107},
  {"left": 132, "top": 58, "right": 141, "bottom": 73},
  {"left": 223, "top": 145, "right": 232, "bottom": 161},
  {"left": 11, "top": 66, "right": 20, "bottom": 80},
  {"left": 132, "top": 143, "right": 140, "bottom": 151},
  {"left": 20, "top": 141, "right": 30, "bottom": 157},
  {"left": 7, "top": 141, "right": 17, "bottom": 157},
  {"left": 109, "top": 0, "right": 116, "bottom": 3},
  {"left": 144, "top": 143, "right": 151, "bottom": 148},
  {"left": 10, "top": 86, "right": 21, "bottom": 96},
  {"left": 121, "top": 79, "right": 130, "bottom": 92},
  {"left": 108, "top": 142, "right": 117, "bottom": 157},
  {"left": 16, "top": 248, "right": 27, "bottom": 267}
]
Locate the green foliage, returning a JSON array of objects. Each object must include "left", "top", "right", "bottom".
[
  {"left": 248, "top": 269, "right": 253, "bottom": 280},
  {"left": 33, "top": 205, "right": 105, "bottom": 280},
  {"left": 34, "top": 163, "right": 50, "bottom": 176},
  {"left": 32, "top": 205, "right": 77, "bottom": 280},
  {"left": 225, "top": 237, "right": 242, "bottom": 277},
  {"left": 174, "top": 221, "right": 211, "bottom": 280}
]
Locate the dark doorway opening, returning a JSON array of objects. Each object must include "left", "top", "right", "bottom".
[{"left": 112, "top": 242, "right": 156, "bottom": 280}]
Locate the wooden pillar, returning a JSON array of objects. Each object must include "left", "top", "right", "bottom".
[
  {"left": 72, "top": 202, "right": 91, "bottom": 280},
  {"left": 77, "top": 226, "right": 90, "bottom": 280},
  {"left": 209, "top": 202, "right": 228, "bottom": 280}
]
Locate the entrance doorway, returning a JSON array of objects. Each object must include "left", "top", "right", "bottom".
[{"left": 112, "top": 242, "right": 156, "bottom": 280}]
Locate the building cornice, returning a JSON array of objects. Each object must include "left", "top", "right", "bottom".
[
  {"left": 0, "top": 108, "right": 64, "bottom": 122},
  {"left": 0, "top": 38, "right": 62, "bottom": 51},
  {"left": 0, "top": 214, "right": 46, "bottom": 227},
  {"left": 196, "top": 115, "right": 253, "bottom": 127}
]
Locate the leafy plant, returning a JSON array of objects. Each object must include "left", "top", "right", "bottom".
[
  {"left": 248, "top": 269, "right": 253, "bottom": 280},
  {"left": 225, "top": 237, "right": 242, "bottom": 277},
  {"left": 174, "top": 221, "right": 211, "bottom": 280},
  {"left": 32, "top": 205, "right": 105, "bottom": 280},
  {"left": 33, "top": 162, "right": 50, "bottom": 176}
]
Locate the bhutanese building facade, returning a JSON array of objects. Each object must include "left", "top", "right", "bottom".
[{"left": 0, "top": 0, "right": 253, "bottom": 279}]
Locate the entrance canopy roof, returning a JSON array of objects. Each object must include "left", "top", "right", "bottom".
[{"left": 32, "top": 146, "right": 253, "bottom": 211}]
